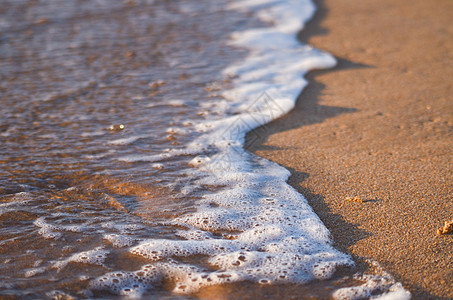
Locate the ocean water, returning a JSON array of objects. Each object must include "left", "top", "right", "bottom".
[{"left": 0, "top": 0, "right": 410, "bottom": 299}]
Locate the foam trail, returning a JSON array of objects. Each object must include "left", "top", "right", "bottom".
[{"left": 92, "top": 0, "right": 410, "bottom": 298}]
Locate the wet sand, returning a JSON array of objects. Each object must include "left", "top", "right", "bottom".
[{"left": 247, "top": 0, "right": 453, "bottom": 298}]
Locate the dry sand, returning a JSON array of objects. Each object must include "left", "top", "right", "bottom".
[{"left": 247, "top": 0, "right": 453, "bottom": 298}]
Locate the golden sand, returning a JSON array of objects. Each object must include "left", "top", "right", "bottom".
[{"left": 247, "top": 0, "right": 453, "bottom": 298}]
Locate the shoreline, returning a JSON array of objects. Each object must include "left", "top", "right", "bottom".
[{"left": 247, "top": 0, "right": 453, "bottom": 298}]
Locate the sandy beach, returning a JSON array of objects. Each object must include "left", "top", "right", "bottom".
[
  {"left": 247, "top": 0, "right": 453, "bottom": 298},
  {"left": 1, "top": 0, "right": 450, "bottom": 298}
]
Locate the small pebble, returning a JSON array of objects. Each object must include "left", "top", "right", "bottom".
[
  {"left": 437, "top": 220, "right": 453, "bottom": 236},
  {"left": 345, "top": 196, "right": 364, "bottom": 203}
]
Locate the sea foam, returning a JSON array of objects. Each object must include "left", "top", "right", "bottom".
[{"left": 91, "top": 0, "right": 409, "bottom": 298}]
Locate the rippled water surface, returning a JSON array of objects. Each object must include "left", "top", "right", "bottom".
[{"left": 0, "top": 0, "right": 252, "bottom": 297}]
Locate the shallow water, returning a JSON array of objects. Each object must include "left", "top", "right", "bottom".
[
  {"left": 0, "top": 1, "right": 409, "bottom": 299},
  {"left": 0, "top": 0, "right": 245, "bottom": 296}
]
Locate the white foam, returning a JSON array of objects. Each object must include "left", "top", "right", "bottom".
[
  {"left": 333, "top": 261, "right": 411, "bottom": 300},
  {"left": 33, "top": 217, "right": 62, "bottom": 240},
  {"left": 104, "top": 234, "right": 138, "bottom": 248},
  {"left": 0, "top": 193, "right": 33, "bottom": 215},
  {"left": 108, "top": 135, "right": 147, "bottom": 146},
  {"left": 52, "top": 247, "right": 109, "bottom": 270},
  {"left": 151, "top": 163, "right": 164, "bottom": 169},
  {"left": 116, "top": 154, "right": 165, "bottom": 163},
  {"left": 91, "top": 264, "right": 163, "bottom": 296},
  {"left": 146, "top": 99, "right": 197, "bottom": 108},
  {"left": 83, "top": 150, "right": 115, "bottom": 159},
  {"left": 92, "top": 0, "right": 410, "bottom": 298},
  {"left": 24, "top": 267, "right": 46, "bottom": 278},
  {"left": 92, "top": 0, "right": 347, "bottom": 295},
  {"left": 81, "top": 130, "right": 105, "bottom": 137}
]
